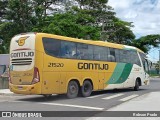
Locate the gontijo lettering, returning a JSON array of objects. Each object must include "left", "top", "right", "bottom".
[
  {"left": 11, "top": 52, "right": 34, "bottom": 58},
  {"left": 78, "top": 62, "right": 109, "bottom": 70}
]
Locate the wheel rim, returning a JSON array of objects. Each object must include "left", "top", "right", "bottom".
[
  {"left": 137, "top": 81, "right": 139, "bottom": 88},
  {"left": 84, "top": 84, "right": 90, "bottom": 93},
  {"left": 69, "top": 84, "right": 77, "bottom": 94}
]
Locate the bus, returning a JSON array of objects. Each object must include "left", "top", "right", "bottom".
[{"left": 9, "top": 33, "right": 151, "bottom": 98}]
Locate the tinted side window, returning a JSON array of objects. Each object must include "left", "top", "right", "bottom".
[
  {"left": 93, "top": 46, "right": 108, "bottom": 61},
  {"left": 108, "top": 48, "right": 116, "bottom": 62},
  {"left": 42, "top": 38, "right": 61, "bottom": 57},
  {"left": 77, "top": 43, "right": 93, "bottom": 60},
  {"left": 60, "top": 41, "right": 77, "bottom": 59},
  {"left": 115, "top": 49, "right": 120, "bottom": 62},
  {"left": 139, "top": 52, "right": 146, "bottom": 67},
  {"left": 119, "top": 50, "right": 125, "bottom": 63},
  {"left": 119, "top": 50, "right": 130, "bottom": 63},
  {"left": 130, "top": 51, "right": 141, "bottom": 66},
  {"left": 139, "top": 53, "right": 146, "bottom": 64}
]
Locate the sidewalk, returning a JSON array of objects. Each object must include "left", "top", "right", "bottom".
[
  {"left": 108, "top": 92, "right": 160, "bottom": 111},
  {"left": 0, "top": 89, "right": 14, "bottom": 95},
  {"left": 87, "top": 92, "right": 160, "bottom": 120}
]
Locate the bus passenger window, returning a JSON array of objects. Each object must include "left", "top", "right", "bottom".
[
  {"left": 93, "top": 46, "right": 108, "bottom": 61},
  {"left": 61, "top": 41, "right": 77, "bottom": 59},
  {"left": 130, "top": 51, "right": 141, "bottom": 66},
  {"left": 108, "top": 55, "right": 115, "bottom": 62},
  {"left": 77, "top": 43, "right": 93, "bottom": 60},
  {"left": 42, "top": 38, "right": 61, "bottom": 57},
  {"left": 108, "top": 48, "right": 116, "bottom": 62}
]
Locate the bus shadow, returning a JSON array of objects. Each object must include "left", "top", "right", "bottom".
[
  {"left": 17, "top": 88, "right": 147, "bottom": 102},
  {"left": 90, "top": 88, "right": 147, "bottom": 96},
  {"left": 16, "top": 94, "right": 69, "bottom": 102}
]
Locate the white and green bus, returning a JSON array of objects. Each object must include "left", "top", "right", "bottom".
[{"left": 9, "top": 33, "right": 151, "bottom": 98}]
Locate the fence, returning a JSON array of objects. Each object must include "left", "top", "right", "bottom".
[{"left": 150, "top": 69, "right": 159, "bottom": 76}]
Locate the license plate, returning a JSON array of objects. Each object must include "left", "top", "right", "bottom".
[{"left": 17, "top": 86, "right": 23, "bottom": 90}]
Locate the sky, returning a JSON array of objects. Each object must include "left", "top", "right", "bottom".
[{"left": 108, "top": 0, "right": 160, "bottom": 62}]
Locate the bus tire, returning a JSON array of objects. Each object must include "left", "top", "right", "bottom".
[
  {"left": 134, "top": 79, "right": 139, "bottom": 91},
  {"left": 67, "top": 81, "right": 79, "bottom": 99},
  {"left": 81, "top": 80, "right": 92, "bottom": 97}
]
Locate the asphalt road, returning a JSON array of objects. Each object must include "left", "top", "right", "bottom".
[{"left": 0, "top": 78, "right": 159, "bottom": 119}]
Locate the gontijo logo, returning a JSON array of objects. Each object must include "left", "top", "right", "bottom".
[{"left": 16, "top": 36, "right": 29, "bottom": 46}]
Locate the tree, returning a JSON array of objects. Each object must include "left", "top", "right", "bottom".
[
  {"left": 0, "top": 0, "right": 158, "bottom": 54},
  {"left": 39, "top": 12, "right": 100, "bottom": 40},
  {"left": 0, "top": 0, "right": 8, "bottom": 21},
  {"left": 0, "top": 0, "right": 35, "bottom": 53},
  {"left": 132, "top": 34, "right": 160, "bottom": 53},
  {"left": 31, "top": 0, "right": 65, "bottom": 31},
  {"left": 74, "top": 0, "right": 115, "bottom": 41},
  {"left": 104, "top": 17, "right": 135, "bottom": 44},
  {"left": 73, "top": 0, "right": 135, "bottom": 43},
  {"left": 6, "top": 0, "right": 34, "bottom": 32}
]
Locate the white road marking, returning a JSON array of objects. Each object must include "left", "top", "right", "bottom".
[
  {"left": 87, "top": 94, "right": 104, "bottom": 98},
  {"left": 11, "top": 101, "right": 24, "bottom": 103},
  {"left": 102, "top": 93, "right": 124, "bottom": 100},
  {"left": 119, "top": 94, "right": 139, "bottom": 101},
  {"left": 41, "top": 102, "right": 104, "bottom": 110}
]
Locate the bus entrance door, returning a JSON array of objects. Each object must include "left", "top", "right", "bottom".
[{"left": 143, "top": 59, "right": 150, "bottom": 85}]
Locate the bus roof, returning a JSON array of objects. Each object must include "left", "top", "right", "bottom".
[{"left": 18, "top": 32, "right": 144, "bottom": 53}]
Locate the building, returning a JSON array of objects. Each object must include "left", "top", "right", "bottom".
[{"left": 0, "top": 54, "right": 9, "bottom": 76}]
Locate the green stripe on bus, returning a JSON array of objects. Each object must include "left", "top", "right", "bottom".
[
  {"left": 107, "top": 63, "right": 126, "bottom": 84},
  {"left": 106, "top": 63, "right": 133, "bottom": 84},
  {"left": 115, "top": 63, "right": 133, "bottom": 84}
]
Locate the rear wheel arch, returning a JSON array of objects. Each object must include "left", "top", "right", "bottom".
[{"left": 68, "top": 79, "right": 81, "bottom": 88}]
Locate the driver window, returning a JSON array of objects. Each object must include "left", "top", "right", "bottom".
[
  {"left": 139, "top": 52, "right": 149, "bottom": 73},
  {"left": 144, "top": 60, "right": 149, "bottom": 73}
]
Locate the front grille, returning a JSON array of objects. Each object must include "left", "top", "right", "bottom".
[{"left": 11, "top": 58, "right": 32, "bottom": 65}]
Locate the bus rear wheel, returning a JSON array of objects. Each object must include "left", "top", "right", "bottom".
[
  {"left": 67, "top": 81, "right": 79, "bottom": 99},
  {"left": 81, "top": 80, "right": 92, "bottom": 97}
]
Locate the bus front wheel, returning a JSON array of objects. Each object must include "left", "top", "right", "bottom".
[
  {"left": 67, "top": 81, "right": 79, "bottom": 99},
  {"left": 81, "top": 80, "right": 92, "bottom": 97},
  {"left": 134, "top": 79, "right": 140, "bottom": 91}
]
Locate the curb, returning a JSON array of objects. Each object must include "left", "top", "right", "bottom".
[
  {"left": 0, "top": 92, "right": 25, "bottom": 96},
  {"left": 0, "top": 89, "right": 17, "bottom": 96},
  {"left": 0, "top": 92, "right": 14, "bottom": 96}
]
